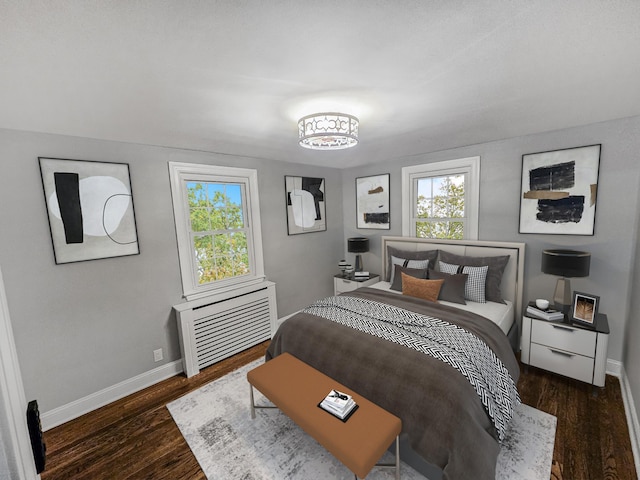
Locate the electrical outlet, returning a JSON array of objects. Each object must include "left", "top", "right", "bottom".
[{"left": 153, "top": 348, "right": 163, "bottom": 362}]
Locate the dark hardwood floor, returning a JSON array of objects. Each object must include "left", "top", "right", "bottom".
[
  {"left": 518, "top": 362, "right": 637, "bottom": 480},
  {"left": 41, "top": 342, "right": 637, "bottom": 479}
]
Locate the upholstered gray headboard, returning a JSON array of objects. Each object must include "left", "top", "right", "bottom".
[{"left": 381, "top": 236, "right": 526, "bottom": 327}]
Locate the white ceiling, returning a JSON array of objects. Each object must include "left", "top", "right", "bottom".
[{"left": 2, "top": 1, "right": 640, "bottom": 169}]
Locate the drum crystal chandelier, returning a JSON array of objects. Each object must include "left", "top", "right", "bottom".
[{"left": 298, "top": 112, "right": 359, "bottom": 150}]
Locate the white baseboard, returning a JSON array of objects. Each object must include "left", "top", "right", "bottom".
[
  {"left": 608, "top": 358, "right": 623, "bottom": 377},
  {"left": 40, "top": 322, "right": 292, "bottom": 432},
  {"left": 599, "top": 359, "right": 639, "bottom": 473},
  {"left": 619, "top": 365, "right": 640, "bottom": 477},
  {"left": 41, "top": 359, "right": 184, "bottom": 431}
]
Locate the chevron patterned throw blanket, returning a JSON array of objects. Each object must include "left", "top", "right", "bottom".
[{"left": 303, "top": 295, "right": 520, "bottom": 442}]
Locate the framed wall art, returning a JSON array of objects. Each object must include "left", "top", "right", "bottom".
[
  {"left": 284, "top": 175, "right": 326, "bottom": 235},
  {"left": 39, "top": 157, "right": 140, "bottom": 264},
  {"left": 356, "top": 173, "right": 390, "bottom": 229},
  {"left": 519, "top": 144, "right": 601, "bottom": 235},
  {"left": 570, "top": 291, "right": 599, "bottom": 328}
]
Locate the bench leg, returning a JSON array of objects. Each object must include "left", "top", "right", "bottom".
[
  {"left": 250, "top": 384, "right": 255, "bottom": 419},
  {"left": 384, "top": 435, "right": 399, "bottom": 480},
  {"left": 355, "top": 435, "right": 400, "bottom": 479},
  {"left": 248, "top": 382, "right": 278, "bottom": 419},
  {"left": 377, "top": 435, "right": 400, "bottom": 479},
  {"left": 395, "top": 435, "right": 400, "bottom": 479}
]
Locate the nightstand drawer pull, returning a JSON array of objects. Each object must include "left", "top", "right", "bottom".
[
  {"left": 549, "top": 348, "right": 574, "bottom": 358},
  {"left": 530, "top": 319, "right": 595, "bottom": 356},
  {"left": 551, "top": 325, "right": 575, "bottom": 332}
]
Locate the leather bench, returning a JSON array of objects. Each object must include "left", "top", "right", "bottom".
[{"left": 247, "top": 352, "right": 402, "bottom": 479}]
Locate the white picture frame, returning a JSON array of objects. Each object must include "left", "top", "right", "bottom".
[
  {"left": 284, "top": 175, "right": 326, "bottom": 235},
  {"left": 39, "top": 157, "right": 140, "bottom": 264},
  {"left": 519, "top": 144, "right": 601, "bottom": 235},
  {"left": 356, "top": 173, "right": 390, "bottom": 229}
]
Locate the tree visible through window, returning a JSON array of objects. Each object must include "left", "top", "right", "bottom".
[
  {"left": 415, "top": 175, "right": 465, "bottom": 239},
  {"left": 402, "top": 157, "right": 480, "bottom": 240},
  {"left": 169, "top": 162, "right": 265, "bottom": 300},
  {"left": 187, "top": 182, "right": 249, "bottom": 284}
]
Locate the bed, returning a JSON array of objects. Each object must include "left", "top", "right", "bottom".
[{"left": 267, "top": 236, "right": 525, "bottom": 480}]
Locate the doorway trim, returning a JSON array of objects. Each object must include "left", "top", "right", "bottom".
[{"left": 0, "top": 266, "right": 39, "bottom": 479}]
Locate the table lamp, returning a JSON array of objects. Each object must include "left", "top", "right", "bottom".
[
  {"left": 347, "top": 237, "right": 369, "bottom": 272},
  {"left": 541, "top": 249, "right": 590, "bottom": 311}
]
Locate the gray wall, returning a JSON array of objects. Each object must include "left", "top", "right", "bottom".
[
  {"left": 624, "top": 178, "right": 640, "bottom": 444},
  {"left": 0, "top": 128, "right": 343, "bottom": 413},
  {"left": 2, "top": 115, "right": 640, "bottom": 431},
  {"left": 342, "top": 115, "right": 640, "bottom": 367}
]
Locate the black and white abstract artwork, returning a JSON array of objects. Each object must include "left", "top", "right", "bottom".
[
  {"left": 519, "top": 145, "right": 601, "bottom": 235},
  {"left": 284, "top": 176, "right": 326, "bottom": 235},
  {"left": 356, "top": 173, "right": 390, "bottom": 229},
  {"left": 39, "top": 157, "right": 140, "bottom": 264}
]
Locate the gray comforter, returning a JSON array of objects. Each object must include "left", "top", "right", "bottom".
[{"left": 266, "top": 288, "right": 520, "bottom": 480}]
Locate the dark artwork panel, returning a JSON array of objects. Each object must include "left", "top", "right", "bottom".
[
  {"left": 53, "top": 172, "right": 84, "bottom": 244},
  {"left": 363, "top": 212, "right": 390, "bottom": 225},
  {"left": 529, "top": 161, "right": 575, "bottom": 191},
  {"left": 537, "top": 196, "right": 585, "bottom": 224},
  {"left": 301, "top": 177, "right": 325, "bottom": 221}
]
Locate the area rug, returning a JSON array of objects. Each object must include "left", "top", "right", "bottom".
[{"left": 167, "top": 360, "right": 556, "bottom": 479}]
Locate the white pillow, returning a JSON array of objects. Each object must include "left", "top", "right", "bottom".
[
  {"left": 439, "top": 261, "right": 488, "bottom": 303},
  {"left": 390, "top": 256, "right": 429, "bottom": 285}
]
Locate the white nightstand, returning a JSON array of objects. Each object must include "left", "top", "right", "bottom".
[
  {"left": 521, "top": 310, "right": 609, "bottom": 387},
  {"left": 334, "top": 274, "right": 380, "bottom": 295}
]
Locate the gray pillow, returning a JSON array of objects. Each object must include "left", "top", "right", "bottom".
[
  {"left": 386, "top": 246, "right": 438, "bottom": 282},
  {"left": 428, "top": 269, "right": 467, "bottom": 304},
  {"left": 390, "top": 264, "right": 428, "bottom": 291},
  {"left": 389, "top": 256, "right": 429, "bottom": 285},
  {"left": 439, "top": 261, "right": 488, "bottom": 303},
  {"left": 438, "top": 251, "right": 510, "bottom": 304}
]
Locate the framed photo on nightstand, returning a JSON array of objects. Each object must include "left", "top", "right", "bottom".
[{"left": 571, "top": 291, "right": 599, "bottom": 328}]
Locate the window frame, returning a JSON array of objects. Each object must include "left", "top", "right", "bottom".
[
  {"left": 401, "top": 156, "right": 480, "bottom": 240},
  {"left": 169, "top": 162, "right": 265, "bottom": 300}
]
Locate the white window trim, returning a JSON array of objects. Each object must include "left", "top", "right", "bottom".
[
  {"left": 0, "top": 266, "right": 40, "bottom": 479},
  {"left": 169, "top": 162, "right": 266, "bottom": 301},
  {"left": 401, "top": 156, "right": 480, "bottom": 240}
]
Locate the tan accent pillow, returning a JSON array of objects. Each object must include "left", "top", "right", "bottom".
[{"left": 401, "top": 273, "right": 444, "bottom": 302}]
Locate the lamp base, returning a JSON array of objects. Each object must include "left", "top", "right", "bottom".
[
  {"left": 553, "top": 277, "right": 572, "bottom": 312},
  {"left": 355, "top": 254, "right": 363, "bottom": 272}
]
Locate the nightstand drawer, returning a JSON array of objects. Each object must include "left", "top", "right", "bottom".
[
  {"left": 335, "top": 278, "right": 360, "bottom": 293},
  {"left": 530, "top": 320, "right": 596, "bottom": 357},
  {"left": 333, "top": 275, "right": 379, "bottom": 295},
  {"left": 530, "top": 343, "right": 594, "bottom": 384}
]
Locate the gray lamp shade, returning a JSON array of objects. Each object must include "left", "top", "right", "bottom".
[
  {"left": 347, "top": 237, "right": 369, "bottom": 253},
  {"left": 541, "top": 249, "right": 590, "bottom": 278}
]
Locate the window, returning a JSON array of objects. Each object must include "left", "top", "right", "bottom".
[
  {"left": 169, "top": 162, "right": 265, "bottom": 300},
  {"left": 401, "top": 157, "right": 480, "bottom": 240}
]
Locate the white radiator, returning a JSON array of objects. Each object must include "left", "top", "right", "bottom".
[{"left": 174, "top": 281, "right": 277, "bottom": 377}]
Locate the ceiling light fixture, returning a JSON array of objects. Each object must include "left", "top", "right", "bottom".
[{"left": 298, "top": 112, "right": 359, "bottom": 150}]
